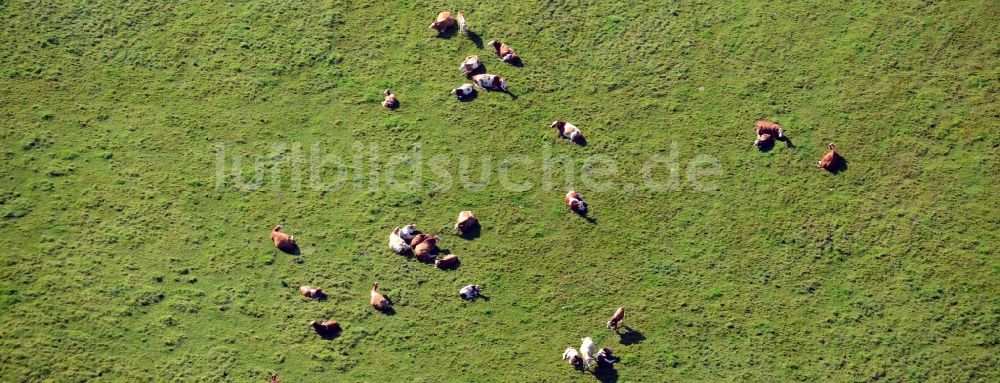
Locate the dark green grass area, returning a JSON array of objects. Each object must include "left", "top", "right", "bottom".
[{"left": 1, "top": 1, "right": 998, "bottom": 381}]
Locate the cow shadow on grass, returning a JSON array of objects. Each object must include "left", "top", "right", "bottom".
[
  {"left": 458, "top": 223, "right": 481, "bottom": 240},
  {"left": 592, "top": 365, "right": 619, "bottom": 383},
  {"left": 466, "top": 31, "right": 484, "bottom": 48},
  {"left": 317, "top": 327, "right": 341, "bottom": 340},
  {"left": 574, "top": 210, "right": 597, "bottom": 224},
  {"left": 435, "top": 28, "right": 458, "bottom": 39},
  {"left": 618, "top": 327, "right": 645, "bottom": 345},
  {"left": 277, "top": 244, "right": 301, "bottom": 256}
]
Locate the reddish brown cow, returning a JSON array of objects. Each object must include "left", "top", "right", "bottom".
[
  {"left": 370, "top": 283, "right": 389, "bottom": 311},
  {"left": 755, "top": 120, "right": 784, "bottom": 139},
  {"left": 414, "top": 235, "right": 439, "bottom": 263},
  {"left": 818, "top": 143, "right": 841, "bottom": 171},
  {"left": 310, "top": 319, "right": 341, "bottom": 337},
  {"left": 270, "top": 225, "right": 296, "bottom": 251},
  {"left": 435, "top": 254, "right": 460, "bottom": 269}
]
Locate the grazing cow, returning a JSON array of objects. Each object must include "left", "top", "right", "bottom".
[
  {"left": 564, "top": 191, "right": 587, "bottom": 213},
  {"left": 435, "top": 254, "right": 460, "bottom": 269},
  {"left": 310, "top": 319, "right": 340, "bottom": 337},
  {"left": 299, "top": 285, "right": 324, "bottom": 299},
  {"left": 457, "top": 12, "right": 467, "bottom": 34},
  {"left": 471, "top": 74, "right": 509, "bottom": 92},
  {"left": 755, "top": 120, "right": 784, "bottom": 139},
  {"left": 488, "top": 40, "right": 519, "bottom": 64},
  {"left": 370, "top": 282, "right": 389, "bottom": 311},
  {"left": 580, "top": 337, "right": 596, "bottom": 368},
  {"left": 270, "top": 225, "right": 296, "bottom": 251},
  {"left": 596, "top": 348, "right": 617, "bottom": 368},
  {"left": 459, "top": 284, "right": 482, "bottom": 300},
  {"left": 428, "top": 11, "right": 455, "bottom": 34},
  {"left": 818, "top": 143, "right": 841, "bottom": 171},
  {"left": 451, "top": 83, "right": 476, "bottom": 100},
  {"left": 550, "top": 120, "right": 582, "bottom": 143},
  {"left": 459, "top": 55, "right": 482, "bottom": 75},
  {"left": 382, "top": 89, "right": 399, "bottom": 109},
  {"left": 754, "top": 133, "right": 774, "bottom": 149},
  {"left": 562, "top": 347, "right": 584, "bottom": 370},
  {"left": 455, "top": 211, "right": 478, "bottom": 233},
  {"left": 399, "top": 224, "right": 418, "bottom": 244},
  {"left": 388, "top": 227, "right": 411, "bottom": 255},
  {"left": 607, "top": 307, "right": 625, "bottom": 331},
  {"left": 413, "top": 235, "right": 439, "bottom": 263}
]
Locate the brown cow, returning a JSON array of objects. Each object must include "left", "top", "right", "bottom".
[
  {"left": 755, "top": 120, "right": 784, "bottom": 139},
  {"left": 488, "top": 40, "right": 519, "bottom": 64},
  {"left": 268, "top": 372, "right": 281, "bottom": 383},
  {"left": 606, "top": 307, "right": 625, "bottom": 331},
  {"left": 310, "top": 319, "right": 341, "bottom": 337},
  {"left": 370, "top": 282, "right": 389, "bottom": 311},
  {"left": 413, "top": 235, "right": 439, "bottom": 263},
  {"left": 299, "top": 285, "right": 324, "bottom": 299},
  {"left": 428, "top": 11, "right": 455, "bottom": 34},
  {"left": 382, "top": 89, "right": 399, "bottom": 109},
  {"left": 270, "top": 225, "right": 296, "bottom": 251},
  {"left": 455, "top": 211, "right": 478, "bottom": 233},
  {"left": 435, "top": 254, "right": 460, "bottom": 269},
  {"left": 818, "top": 143, "right": 841, "bottom": 171},
  {"left": 564, "top": 191, "right": 587, "bottom": 213}
]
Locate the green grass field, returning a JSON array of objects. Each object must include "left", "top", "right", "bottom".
[{"left": 1, "top": 1, "right": 998, "bottom": 381}]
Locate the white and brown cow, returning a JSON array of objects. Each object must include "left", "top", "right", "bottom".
[
  {"left": 428, "top": 11, "right": 455, "bottom": 34},
  {"left": 471, "top": 74, "right": 509, "bottom": 92},
  {"left": 551, "top": 120, "right": 582, "bottom": 143},
  {"left": 459, "top": 55, "right": 482, "bottom": 75},
  {"left": 488, "top": 40, "right": 519, "bottom": 64},
  {"left": 451, "top": 83, "right": 476, "bottom": 100},
  {"left": 389, "top": 227, "right": 411, "bottom": 255},
  {"left": 607, "top": 307, "right": 625, "bottom": 331},
  {"left": 457, "top": 12, "right": 467, "bottom": 34},
  {"left": 564, "top": 191, "right": 587, "bottom": 213},
  {"left": 382, "top": 89, "right": 399, "bottom": 109},
  {"left": 299, "top": 285, "right": 324, "bottom": 299}
]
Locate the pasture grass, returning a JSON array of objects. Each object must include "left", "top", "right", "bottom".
[{"left": 1, "top": 1, "right": 998, "bottom": 381}]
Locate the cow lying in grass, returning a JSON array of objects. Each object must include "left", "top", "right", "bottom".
[
  {"left": 564, "top": 191, "right": 587, "bottom": 214},
  {"left": 488, "top": 40, "right": 519, "bottom": 64}
]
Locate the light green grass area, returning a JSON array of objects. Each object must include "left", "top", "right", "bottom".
[{"left": 1, "top": 1, "right": 998, "bottom": 381}]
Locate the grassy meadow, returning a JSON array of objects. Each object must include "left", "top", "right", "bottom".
[{"left": 1, "top": 0, "right": 999, "bottom": 382}]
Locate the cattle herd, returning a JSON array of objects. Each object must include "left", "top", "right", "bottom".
[{"left": 266, "top": 10, "right": 848, "bottom": 381}]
